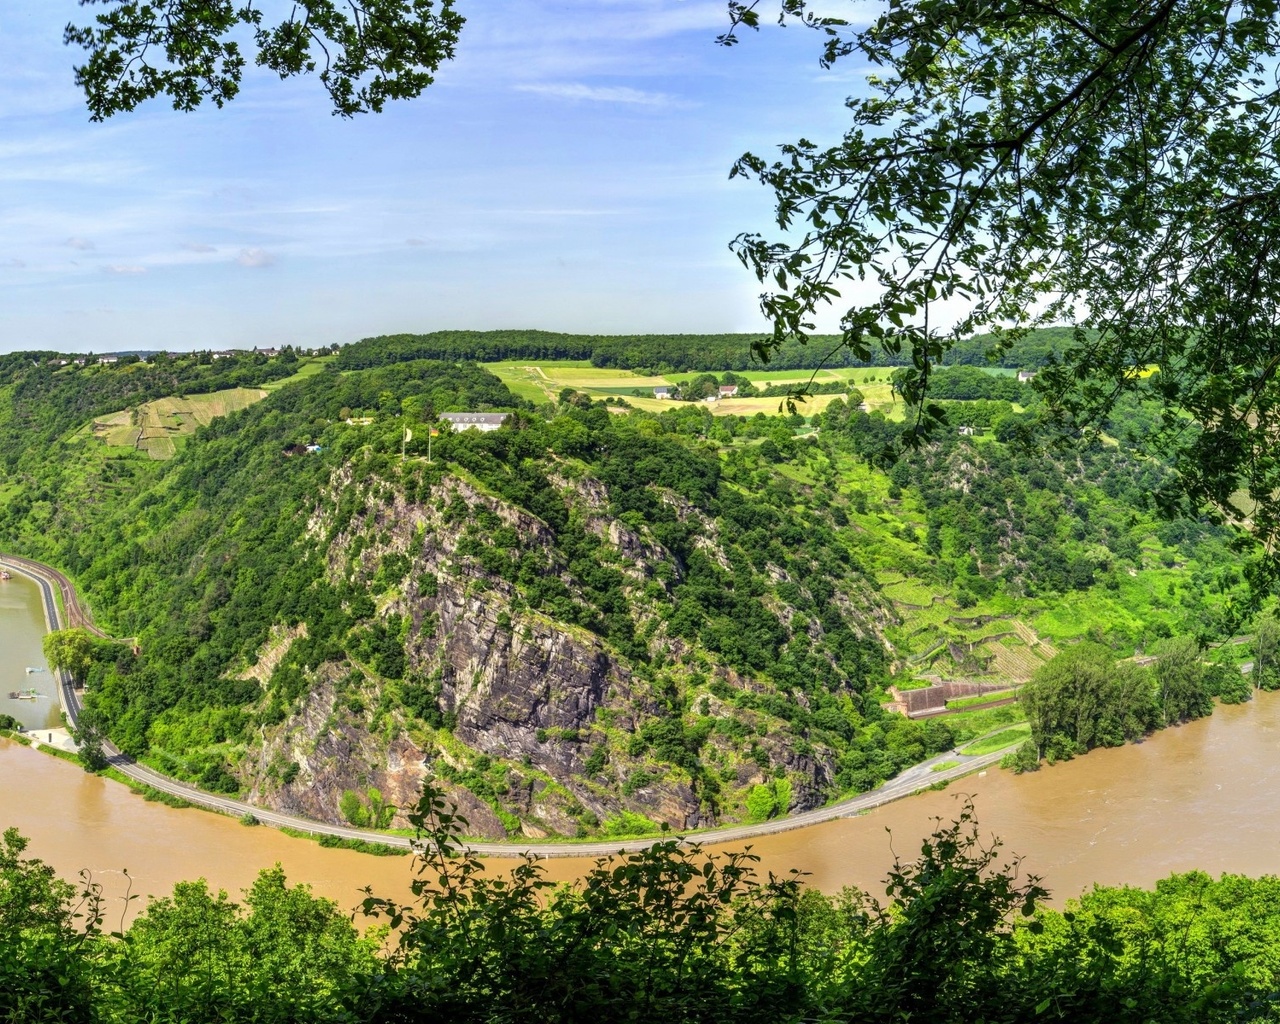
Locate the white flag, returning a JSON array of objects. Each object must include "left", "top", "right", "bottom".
[{"left": 404, "top": 427, "right": 413, "bottom": 443}]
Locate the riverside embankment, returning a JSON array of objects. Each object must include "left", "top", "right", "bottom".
[{"left": 0, "top": 552, "right": 1017, "bottom": 858}]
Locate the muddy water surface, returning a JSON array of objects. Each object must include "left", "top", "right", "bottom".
[
  {"left": 0, "top": 574, "right": 61, "bottom": 731},
  {"left": 3, "top": 694, "right": 1279, "bottom": 921}
]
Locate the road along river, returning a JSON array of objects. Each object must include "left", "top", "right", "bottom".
[{"left": 4, "top": 564, "right": 1280, "bottom": 920}]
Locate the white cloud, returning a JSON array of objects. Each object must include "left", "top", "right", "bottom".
[
  {"left": 103, "top": 265, "right": 146, "bottom": 275},
  {"left": 515, "top": 82, "right": 687, "bottom": 107},
  {"left": 237, "top": 247, "right": 274, "bottom": 268},
  {"left": 66, "top": 237, "right": 94, "bottom": 250},
  {"left": 182, "top": 242, "right": 217, "bottom": 253}
]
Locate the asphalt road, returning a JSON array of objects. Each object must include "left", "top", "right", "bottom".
[{"left": 1, "top": 552, "right": 1019, "bottom": 859}]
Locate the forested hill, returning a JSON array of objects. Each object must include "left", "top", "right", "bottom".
[
  {"left": 0, "top": 352, "right": 1250, "bottom": 840},
  {"left": 335, "top": 327, "right": 1086, "bottom": 373}
]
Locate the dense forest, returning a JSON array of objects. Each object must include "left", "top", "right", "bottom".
[
  {"left": 6, "top": 788, "right": 1280, "bottom": 1024},
  {"left": 334, "top": 327, "right": 1084, "bottom": 374},
  {"left": 0, "top": 345, "right": 1257, "bottom": 835}
]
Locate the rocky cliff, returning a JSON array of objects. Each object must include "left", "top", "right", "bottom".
[{"left": 238, "top": 457, "right": 890, "bottom": 839}]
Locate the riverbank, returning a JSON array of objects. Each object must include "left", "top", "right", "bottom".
[
  {"left": 7, "top": 688, "right": 1280, "bottom": 916},
  {"left": 0, "top": 552, "right": 1024, "bottom": 856}
]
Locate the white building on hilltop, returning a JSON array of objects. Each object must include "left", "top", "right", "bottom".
[{"left": 439, "top": 412, "right": 510, "bottom": 432}]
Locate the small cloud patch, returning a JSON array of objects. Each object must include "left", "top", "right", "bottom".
[
  {"left": 66, "top": 237, "right": 95, "bottom": 251},
  {"left": 237, "top": 248, "right": 274, "bottom": 268},
  {"left": 104, "top": 265, "right": 147, "bottom": 275},
  {"left": 515, "top": 83, "right": 687, "bottom": 107}
]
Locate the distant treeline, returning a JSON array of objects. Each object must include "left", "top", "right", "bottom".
[{"left": 335, "top": 327, "right": 1085, "bottom": 374}]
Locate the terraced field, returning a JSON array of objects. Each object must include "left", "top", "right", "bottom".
[{"left": 92, "top": 388, "right": 267, "bottom": 460}]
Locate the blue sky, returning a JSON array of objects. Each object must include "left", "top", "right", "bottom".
[{"left": 1, "top": 2, "right": 865, "bottom": 353}]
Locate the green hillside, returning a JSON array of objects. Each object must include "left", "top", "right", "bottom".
[{"left": 0, "top": 351, "right": 1255, "bottom": 838}]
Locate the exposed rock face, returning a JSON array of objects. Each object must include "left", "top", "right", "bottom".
[
  {"left": 243, "top": 469, "right": 707, "bottom": 838},
  {"left": 238, "top": 461, "right": 890, "bottom": 839},
  {"left": 437, "top": 606, "right": 626, "bottom": 775}
]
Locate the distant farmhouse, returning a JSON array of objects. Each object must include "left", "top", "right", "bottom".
[
  {"left": 958, "top": 425, "right": 977, "bottom": 436},
  {"left": 653, "top": 386, "right": 671, "bottom": 400},
  {"left": 719, "top": 384, "right": 739, "bottom": 398},
  {"left": 439, "top": 412, "right": 509, "bottom": 433},
  {"left": 1017, "top": 370, "right": 1037, "bottom": 382}
]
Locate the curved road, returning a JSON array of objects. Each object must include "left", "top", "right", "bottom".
[{"left": 1, "top": 552, "right": 1019, "bottom": 858}]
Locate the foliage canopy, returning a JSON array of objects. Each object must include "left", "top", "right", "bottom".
[
  {"left": 728, "top": 0, "right": 1280, "bottom": 552},
  {"left": 65, "top": 0, "right": 464, "bottom": 119}
]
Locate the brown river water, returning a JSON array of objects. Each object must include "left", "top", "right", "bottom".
[{"left": 3, "top": 572, "right": 1280, "bottom": 922}]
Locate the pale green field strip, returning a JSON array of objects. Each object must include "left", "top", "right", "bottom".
[
  {"left": 260, "top": 356, "right": 334, "bottom": 391},
  {"left": 483, "top": 360, "right": 909, "bottom": 419},
  {"left": 960, "top": 723, "right": 1031, "bottom": 756},
  {"left": 946, "top": 688, "right": 1017, "bottom": 710}
]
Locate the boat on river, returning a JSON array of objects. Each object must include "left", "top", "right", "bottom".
[
  {"left": 8, "top": 689, "right": 41, "bottom": 700},
  {"left": 25, "top": 667, "right": 45, "bottom": 674},
  {"left": 0, "top": 571, "right": 10, "bottom": 581}
]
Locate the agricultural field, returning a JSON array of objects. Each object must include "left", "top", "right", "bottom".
[
  {"left": 483, "top": 361, "right": 899, "bottom": 417},
  {"left": 91, "top": 388, "right": 267, "bottom": 460},
  {"left": 260, "top": 355, "right": 334, "bottom": 391}
]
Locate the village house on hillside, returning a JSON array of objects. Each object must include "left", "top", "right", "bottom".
[
  {"left": 653, "top": 386, "right": 670, "bottom": 399},
  {"left": 439, "top": 412, "right": 509, "bottom": 432},
  {"left": 1017, "top": 370, "right": 1037, "bottom": 382},
  {"left": 719, "top": 384, "right": 739, "bottom": 398}
]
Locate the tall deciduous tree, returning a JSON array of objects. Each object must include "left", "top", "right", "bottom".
[
  {"left": 65, "top": 0, "right": 464, "bottom": 119},
  {"left": 1253, "top": 609, "right": 1280, "bottom": 690},
  {"left": 42, "top": 627, "right": 96, "bottom": 683},
  {"left": 1020, "top": 642, "right": 1158, "bottom": 759},
  {"left": 1151, "top": 635, "right": 1213, "bottom": 724},
  {"left": 725, "top": 1, "right": 1280, "bottom": 551}
]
